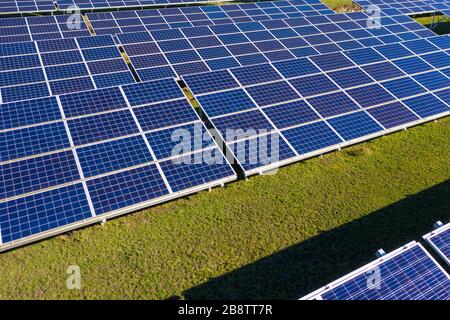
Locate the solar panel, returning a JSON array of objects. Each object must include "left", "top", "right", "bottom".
[
  {"left": 302, "top": 242, "right": 450, "bottom": 300},
  {"left": 424, "top": 223, "right": 450, "bottom": 266}
]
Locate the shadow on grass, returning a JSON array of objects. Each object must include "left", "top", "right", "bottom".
[{"left": 182, "top": 179, "right": 450, "bottom": 300}]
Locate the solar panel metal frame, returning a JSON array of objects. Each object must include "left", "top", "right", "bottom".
[
  {"left": 423, "top": 223, "right": 450, "bottom": 266},
  {"left": 301, "top": 241, "right": 450, "bottom": 300}
]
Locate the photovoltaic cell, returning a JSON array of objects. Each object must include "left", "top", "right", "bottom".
[{"left": 367, "top": 102, "right": 419, "bottom": 129}]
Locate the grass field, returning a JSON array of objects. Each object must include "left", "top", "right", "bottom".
[{"left": 0, "top": 0, "right": 449, "bottom": 300}]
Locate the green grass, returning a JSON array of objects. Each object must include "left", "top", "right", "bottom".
[
  {"left": 0, "top": 0, "right": 449, "bottom": 300},
  {"left": 0, "top": 117, "right": 448, "bottom": 299}
]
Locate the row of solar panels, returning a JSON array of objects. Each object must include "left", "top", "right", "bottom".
[
  {"left": 0, "top": 10, "right": 438, "bottom": 103},
  {"left": 85, "top": 0, "right": 333, "bottom": 36},
  {"left": 113, "top": 13, "right": 436, "bottom": 81},
  {"left": 1, "top": 34, "right": 449, "bottom": 250},
  {"left": 0, "top": 0, "right": 334, "bottom": 45},
  {"left": 302, "top": 223, "right": 450, "bottom": 300},
  {"left": 354, "top": 0, "right": 450, "bottom": 15},
  {"left": 0, "top": 0, "right": 233, "bottom": 14}
]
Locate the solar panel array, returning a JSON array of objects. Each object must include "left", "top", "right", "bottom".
[
  {"left": 56, "top": 0, "right": 235, "bottom": 11},
  {"left": 0, "top": 35, "right": 138, "bottom": 103},
  {"left": 113, "top": 12, "right": 437, "bottom": 81},
  {"left": 0, "top": 15, "right": 91, "bottom": 44},
  {"left": 182, "top": 36, "right": 450, "bottom": 175},
  {"left": 354, "top": 0, "right": 437, "bottom": 15},
  {"left": 0, "top": 77, "right": 236, "bottom": 249},
  {"left": 0, "top": 0, "right": 55, "bottom": 14},
  {"left": 87, "top": 0, "right": 334, "bottom": 36},
  {"left": 1, "top": 0, "right": 450, "bottom": 253},
  {"left": 424, "top": 223, "right": 450, "bottom": 266},
  {"left": 302, "top": 242, "right": 450, "bottom": 300}
]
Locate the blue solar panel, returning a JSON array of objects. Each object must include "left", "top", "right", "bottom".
[
  {"left": 420, "top": 51, "right": 450, "bottom": 69},
  {"left": 0, "top": 54, "right": 41, "bottom": 72},
  {"left": 309, "top": 52, "right": 355, "bottom": 71},
  {"left": 393, "top": 56, "right": 433, "bottom": 74},
  {"left": 122, "top": 78, "right": 184, "bottom": 106},
  {"left": 424, "top": 224, "right": 450, "bottom": 266},
  {"left": 381, "top": 77, "right": 427, "bottom": 99},
  {"left": 345, "top": 47, "right": 387, "bottom": 65},
  {"left": 87, "top": 164, "right": 169, "bottom": 215},
  {"left": 413, "top": 71, "right": 450, "bottom": 91},
  {"left": 367, "top": 101, "right": 420, "bottom": 129},
  {"left": 231, "top": 64, "right": 282, "bottom": 86},
  {"left": 183, "top": 70, "right": 239, "bottom": 95},
  {"left": 327, "top": 111, "right": 383, "bottom": 140},
  {"left": 272, "top": 58, "right": 320, "bottom": 78},
  {"left": 1, "top": 82, "right": 50, "bottom": 103},
  {"left": 49, "top": 77, "right": 95, "bottom": 95},
  {"left": 403, "top": 93, "right": 450, "bottom": 118},
  {"left": 159, "top": 149, "right": 235, "bottom": 192},
  {"left": 347, "top": 84, "right": 396, "bottom": 108},
  {"left": 374, "top": 43, "right": 414, "bottom": 60},
  {"left": 282, "top": 121, "right": 343, "bottom": 154},
  {"left": 0, "top": 122, "right": 70, "bottom": 162},
  {"left": 146, "top": 122, "right": 212, "bottom": 160},
  {"left": 327, "top": 67, "right": 373, "bottom": 89},
  {"left": 263, "top": 100, "right": 320, "bottom": 129},
  {"left": 402, "top": 39, "right": 439, "bottom": 54},
  {"left": 93, "top": 71, "right": 136, "bottom": 88},
  {"left": 290, "top": 74, "right": 339, "bottom": 97},
  {"left": 134, "top": 98, "right": 199, "bottom": 131},
  {"left": 77, "top": 136, "right": 154, "bottom": 178},
  {"left": 0, "top": 68, "right": 45, "bottom": 87},
  {"left": 0, "top": 97, "right": 61, "bottom": 131},
  {"left": 68, "top": 110, "right": 139, "bottom": 146},
  {"left": 211, "top": 110, "right": 275, "bottom": 141},
  {"left": 0, "top": 151, "right": 80, "bottom": 199},
  {"left": 307, "top": 91, "right": 360, "bottom": 118},
  {"left": 227, "top": 132, "right": 296, "bottom": 171},
  {"left": 197, "top": 89, "right": 257, "bottom": 118},
  {"left": 0, "top": 184, "right": 92, "bottom": 244},
  {"left": 246, "top": 81, "right": 300, "bottom": 106},
  {"left": 361, "top": 61, "right": 406, "bottom": 81},
  {"left": 303, "top": 242, "right": 450, "bottom": 300}
]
